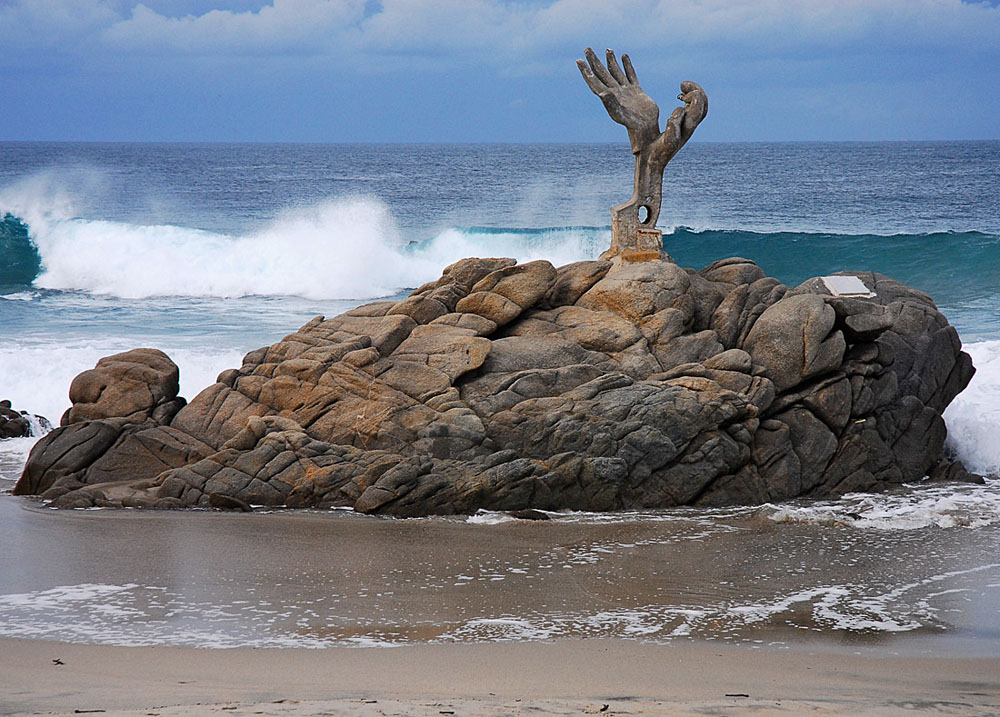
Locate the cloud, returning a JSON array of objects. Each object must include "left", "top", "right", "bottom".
[
  {"left": 1, "top": 0, "right": 998, "bottom": 140},
  {"left": 3, "top": 0, "right": 998, "bottom": 63},
  {"left": 0, "top": 0, "right": 119, "bottom": 51},
  {"left": 102, "top": 0, "right": 366, "bottom": 54},
  {"left": 524, "top": 0, "right": 1000, "bottom": 59},
  {"left": 359, "top": 0, "right": 532, "bottom": 54}
]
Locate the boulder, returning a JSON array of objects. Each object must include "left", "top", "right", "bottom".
[
  {"left": 743, "top": 294, "right": 846, "bottom": 393},
  {"left": 63, "top": 348, "right": 184, "bottom": 426},
  {"left": 14, "top": 421, "right": 121, "bottom": 496},
  {"left": 456, "top": 260, "right": 558, "bottom": 326},
  {"left": 14, "top": 350, "right": 194, "bottom": 497},
  {"left": 16, "top": 255, "right": 977, "bottom": 513}
]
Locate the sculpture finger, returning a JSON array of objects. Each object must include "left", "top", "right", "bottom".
[
  {"left": 584, "top": 46, "right": 616, "bottom": 87},
  {"left": 601, "top": 93, "right": 625, "bottom": 123},
  {"left": 679, "top": 80, "right": 706, "bottom": 100},
  {"left": 577, "top": 59, "right": 606, "bottom": 95},
  {"left": 663, "top": 106, "right": 685, "bottom": 142},
  {"left": 622, "top": 54, "right": 639, "bottom": 85},
  {"left": 605, "top": 49, "right": 627, "bottom": 84}
]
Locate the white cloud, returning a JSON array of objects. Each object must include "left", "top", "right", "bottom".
[
  {"left": 359, "top": 0, "right": 531, "bottom": 53},
  {"left": 0, "top": 0, "right": 119, "bottom": 50},
  {"left": 2, "top": 0, "right": 998, "bottom": 66},
  {"left": 102, "top": 0, "right": 366, "bottom": 54},
  {"left": 2, "top": 0, "right": 997, "bottom": 140},
  {"left": 522, "top": 0, "right": 1000, "bottom": 57}
]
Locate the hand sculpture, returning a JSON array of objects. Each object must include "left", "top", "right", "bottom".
[{"left": 578, "top": 48, "right": 707, "bottom": 257}]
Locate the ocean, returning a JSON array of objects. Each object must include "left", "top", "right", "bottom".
[{"left": 0, "top": 141, "right": 998, "bottom": 653}]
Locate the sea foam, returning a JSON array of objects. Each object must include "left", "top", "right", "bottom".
[
  {"left": 17, "top": 199, "right": 435, "bottom": 300},
  {"left": 944, "top": 339, "right": 1000, "bottom": 477},
  {"left": 0, "top": 174, "right": 603, "bottom": 300}
]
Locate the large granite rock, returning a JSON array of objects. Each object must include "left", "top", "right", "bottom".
[{"left": 15, "top": 255, "right": 978, "bottom": 514}]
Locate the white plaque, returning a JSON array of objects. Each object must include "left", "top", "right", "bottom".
[{"left": 820, "top": 275, "right": 875, "bottom": 297}]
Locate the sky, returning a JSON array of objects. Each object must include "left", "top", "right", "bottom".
[{"left": 1, "top": 0, "right": 999, "bottom": 143}]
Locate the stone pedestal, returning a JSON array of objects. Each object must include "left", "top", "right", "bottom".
[{"left": 601, "top": 203, "right": 665, "bottom": 261}]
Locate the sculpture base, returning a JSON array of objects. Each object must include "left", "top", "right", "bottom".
[{"left": 602, "top": 225, "right": 664, "bottom": 262}]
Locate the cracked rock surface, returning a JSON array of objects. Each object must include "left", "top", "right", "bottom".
[{"left": 15, "top": 255, "right": 978, "bottom": 515}]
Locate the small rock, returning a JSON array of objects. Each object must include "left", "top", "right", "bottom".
[
  {"left": 208, "top": 492, "right": 253, "bottom": 512},
  {"left": 0, "top": 401, "right": 50, "bottom": 439},
  {"left": 509, "top": 509, "right": 550, "bottom": 520}
]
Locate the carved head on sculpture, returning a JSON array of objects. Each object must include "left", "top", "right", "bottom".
[{"left": 577, "top": 48, "right": 707, "bottom": 259}]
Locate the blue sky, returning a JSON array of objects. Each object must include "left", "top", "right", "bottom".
[{"left": 2, "top": 0, "right": 999, "bottom": 142}]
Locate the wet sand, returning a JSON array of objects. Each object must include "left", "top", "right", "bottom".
[
  {"left": 3, "top": 495, "right": 1000, "bottom": 652},
  {"left": 2, "top": 490, "right": 1000, "bottom": 714},
  {"left": 3, "top": 636, "right": 1000, "bottom": 716}
]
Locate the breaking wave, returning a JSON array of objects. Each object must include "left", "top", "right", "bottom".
[
  {"left": 944, "top": 340, "right": 1000, "bottom": 477},
  {"left": 1, "top": 198, "right": 434, "bottom": 300},
  {"left": 0, "top": 214, "right": 40, "bottom": 287},
  {"left": 0, "top": 178, "right": 607, "bottom": 299},
  {"left": 1, "top": 173, "right": 996, "bottom": 311}
]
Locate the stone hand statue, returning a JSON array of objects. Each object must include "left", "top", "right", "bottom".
[{"left": 578, "top": 48, "right": 707, "bottom": 257}]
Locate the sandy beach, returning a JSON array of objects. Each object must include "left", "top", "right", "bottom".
[{"left": 3, "top": 636, "right": 1000, "bottom": 716}]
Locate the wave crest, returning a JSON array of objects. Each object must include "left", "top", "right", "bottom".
[
  {"left": 19, "top": 198, "right": 434, "bottom": 300},
  {"left": 0, "top": 176, "right": 608, "bottom": 299}
]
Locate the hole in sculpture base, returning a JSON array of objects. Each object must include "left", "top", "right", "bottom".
[{"left": 637, "top": 205, "right": 652, "bottom": 225}]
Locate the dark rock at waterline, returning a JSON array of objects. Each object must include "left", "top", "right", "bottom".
[
  {"left": 509, "top": 509, "right": 551, "bottom": 521},
  {"left": 0, "top": 405, "right": 30, "bottom": 439},
  {"left": 15, "top": 255, "right": 977, "bottom": 514},
  {"left": 0, "top": 399, "right": 51, "bottom": 439},
  {"left": 208, "top": 492, "right": 253, "bottom": 512},
  {"left": 927, "top": 458, "right": 986, "bottom": 485}
]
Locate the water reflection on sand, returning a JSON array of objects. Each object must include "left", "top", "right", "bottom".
[{"left": 1, "top": 493, "right": 998, "bottom": 655}]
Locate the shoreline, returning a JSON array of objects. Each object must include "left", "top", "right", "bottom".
[
  {"left": 3, "top": 637, "right": 999, "bottom": 716},
  {"left": 3, "top": 493, "right": 1000, "bottom": 657}
]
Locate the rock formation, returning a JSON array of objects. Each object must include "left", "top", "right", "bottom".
[{"left": 14, "top": 254, "right": 977, "bottom": 514}]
